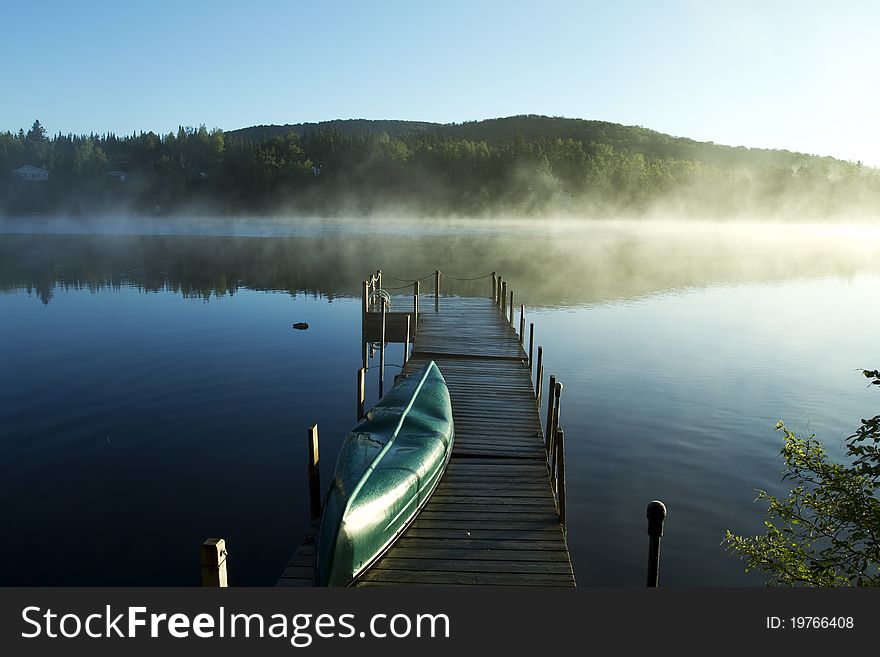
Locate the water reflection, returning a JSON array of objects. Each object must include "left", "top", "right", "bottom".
[{"left": 1, "top": 220, "right": 878, "bottom": 306}]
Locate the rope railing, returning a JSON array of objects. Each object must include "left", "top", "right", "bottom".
[{"left": 383, "top": 271, "right": 494, "bottom": 284}]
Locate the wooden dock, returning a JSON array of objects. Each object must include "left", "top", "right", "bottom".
[{"left": 277, "top": 273, "right": 576, "bottom": 587}]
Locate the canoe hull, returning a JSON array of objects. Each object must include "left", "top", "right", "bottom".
[{"left": 316, "top": 361, "right": 454, "bottom": 587}]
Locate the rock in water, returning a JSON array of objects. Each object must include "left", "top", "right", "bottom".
[{"left": 292, "top": 322, "right": 310, "bottom": 330}]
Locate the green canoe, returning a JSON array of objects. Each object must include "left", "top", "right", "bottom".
[{"left": 316, "top": 361, "right": 454, "bottom": 587}]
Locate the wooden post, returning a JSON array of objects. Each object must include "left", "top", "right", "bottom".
[
  {"left": 491, "top": 271, "right": 496, "bottom": 300},
  {"left": 550, "top": 381, "right": 563, "bottom": 484},
  {"left": 201, "top": 538, "right": 228, "bottom": 587},
  {"left": 497, "top": 277, "right": 502, "bottom": 307},
  {"left": 379, "top": 297, "right": 386, "bottom": 398},
  {"left": 557, "top": 427, "right": 566, "bottom": 529},
  {"left": 357, "top": 367, "right": 365, "bottom": 420},
  {"left": 509, "top": 290, "right": 514, "bottom": 325},
  {"left": 646, "top": 501, "right": 668, "bottom": 587},
  {"left": 535, "top": 346, "right": 544, "bottom": 405},
  {"left": 413, "top": 280, "right": 419, "bottom": 333},
  {"left": 362, "top": 280, "right": 368, "bottom": 316},
  {"left": 403, "top": 314, "right": 411, "bottom": 366},
  {"left": 528, "top": 322, "right": 535, "bottom": 370},
  {"left": 434, "top": 270, "right": 441, "bottom": 312},
  {"left": 501, "top": 280, "right": 507, "bottom": 315},
  {"left": 519, "top": 305, "right": 525, "bottom": 345},
  {"left": 308, "top": 423, "right": 321, "bottom": 522},
  {"left": 544, "top": 374, "right": 557, "bottom": 458}
]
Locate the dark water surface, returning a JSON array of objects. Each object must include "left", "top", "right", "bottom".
[{"left": 1, "top": 218, "right": 878, "bottom": 585}]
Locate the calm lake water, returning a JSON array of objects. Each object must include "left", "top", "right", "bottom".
[{"left": 1, "top": 217, "right": 878, "bottom": 585}]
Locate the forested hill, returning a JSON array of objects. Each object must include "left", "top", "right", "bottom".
[
  {"left": 231, "top": 115, "right": 807, "bottom": 169},
  {"left": 231, "top": 119, "right": 436, "bottom": 143},
  {"left": 3, "top": 115, "right": 879, "bottom": 219}
]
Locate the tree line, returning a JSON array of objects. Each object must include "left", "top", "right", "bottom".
[{"left": 2, "top": 116, "right": 879, "bottom": 218}]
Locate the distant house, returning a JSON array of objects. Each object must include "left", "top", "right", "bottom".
[
  {"left": 106, "top": 170, "right": 128, "bottom": 182},
  {"left": 13, "top": 165, "right": 49, "bottom": 182}
]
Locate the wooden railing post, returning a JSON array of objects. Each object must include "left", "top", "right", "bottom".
[
  {"left": 379, "top": 297, "right": 386, "bottom": 398},
  {"left": 501, "top": 280, "right": 508, "bottom": 316},
  {"left": 497, "top": 277, "right": 503, "bottom": 307},
  {"left": 308, "top": 423, "right": 321, "bottom": 522},
  {"left": 544, "top": 374, "right": 557, "bottom": 458},
  {"left": 519, "top": 305, "right": 525, "bottom": 345},
  {"left": 528, "top": 322, "right": 535, "bottom": 370},
  {"left": 647, "top": 501, "right": 668, "bottom": 587},
  {"left": 550, "top": 381, "right": 563, "bottom": 485},
  {"left": 434, "top": 270, "right": 441, "bottom": 312},
  {"left": 201, "top": 538, "right": 228, "bottom": 587},
  {"left": 403, "top": 314, "right": 411, "bottom": 366},
  {"left": 557, "top": 427, "right": 566, "bottom": 530},
  {"left": 509, "top": 290, "right": 514, "bottom": 326},
  {"left": 491, "top": 271, "right": 496, "bottom": 300},
  {"left": 356, "top": 367, "right": 365, "bottom": 420},
  {"left": 535, "top": 346, "right": 544, "bottom": 405},
  {"left": 413, "top": 281, "right": 419, "bottom": 333}
]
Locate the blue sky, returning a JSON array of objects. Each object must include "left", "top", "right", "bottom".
[{"left": 3, "top": 1, "right": 879, "bottom": 164}]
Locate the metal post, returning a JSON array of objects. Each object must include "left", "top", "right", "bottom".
[
  {"left": 403, "top": 314, "right": 411, "bottom": 366},
  {"left": 646, "top": 500, "right": 667, "bottom": 587},
  {"left": 201, "top": 538, "right": 228, "bottom": 587},
  {"left": 519, "top": 305, "right": 525, "bottom": 345},
  {"left": 544, "top": 374, "right": 557, "bottom": 458},
  {"left": 379, "top": 297, "right": 386, "bottom": 398},
  {"left": 528, "top": 322, "right": 535, "bottom": 370},
  {"left": 376, "top": 269, "right": 382, "bottom": 292},
  {"left": 434, "top": 270, "right": 441, "bottom": 312},
  {"left": 535, "top": 346, "right": 544, "bottom": 405},
  {"left": 509, "top": 290, "right": 514, "bottom": 325},
  {"left": 357, "top": 367, "right": 365, "bottom": 420},
  {"left": 557, "top": 427, "right": 566, "bottom": 529},
  {"left": 307, "top": 423, "right": 321, "bottom": 522}
]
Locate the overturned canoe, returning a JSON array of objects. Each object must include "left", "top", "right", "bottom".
[{"left": 316, "top": 361, "right": 454, "bottom": 587}]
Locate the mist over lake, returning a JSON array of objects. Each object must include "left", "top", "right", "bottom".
[{"left": 1, "top": 217, "right": 877, "bottom": 585}]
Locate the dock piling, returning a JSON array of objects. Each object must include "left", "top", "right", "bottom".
[
  {"left": 357, "top": 368, "right": 365, "bottom": 420},
  {"left": 413, "top": 281, "right": 420, "bottom": 334},
  {"left": 509, "top": 290, "right": 514, "bottom": 326},
  {"left": 550, "top": 382, "right": 563, "bottom": 485},
  {"left": 501, "top": 280, "right": 508, "bottom": 316},
  {"left": 201, "top": 538, "right": 228, "bottom": 587},
  {"left": 404, "top": 314, "right": 411, "bottom": 366},
  {"left": 557, "top": 428, "right": 566, "bottom": 530},
  {"left": 535, "top": 346, "right": 544, "bottom": 405},
  {"left": 544, "top": 374, "right": 557, "bottom": 458},
  {"left": 519, "top": 305, "right": 525, "bottom": 345},
  {"left": 646, "top": 501, "right": 668, "bottom": 587},
  {"left": 491, "top": 271, "right": 497, "bottom": 300},
  {"left": 307, "top": 424, "right": 321, "bottom": 523},
  {"left": 379, "top": 297, "right": 386, "bottom": 398},
  {"left": 528, "top": 323, "right": 534, "bottom": 370}
]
